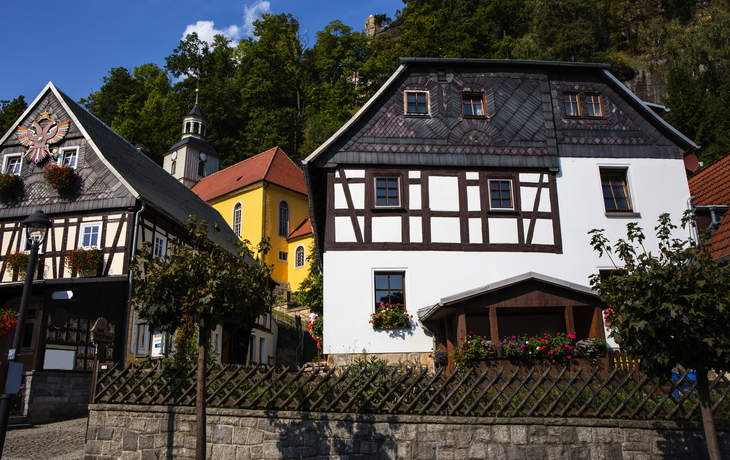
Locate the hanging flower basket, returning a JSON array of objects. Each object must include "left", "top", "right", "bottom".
[
  {"left": 0, "top": 309, "right": 19, "bottom": 338},
  {"left": 66, "top": 247, "right": 102, "bottom": 277},
  {"left": 0, "top": 173, "right": 21, "bottom": 200},
  {"left": 3, "top": 251, "right": 29, "bottom": 279},
  {"left": 369, "top": 303, "right": 412, "bottom": 329},
  {"left": 44, "top": 165, "right": 77, "bottom": 193}
]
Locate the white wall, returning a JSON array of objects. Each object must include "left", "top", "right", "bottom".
[{"left": 322, "top": 157, "right": 692, "bottom": 355}]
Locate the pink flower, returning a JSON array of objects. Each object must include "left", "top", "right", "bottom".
[
  {"left": 566, "top": 355, "right": 572, "bottom": 360},
  {"left": 568, "top": 334, "right": 576, "bottom": 339}
]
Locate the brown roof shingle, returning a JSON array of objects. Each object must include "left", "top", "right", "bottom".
[
  {"left": 688, "top": 153, "right": 730, "bottom": 260},
  {"left": 192, "top": 147, "right": 307, "bottom": 202}
]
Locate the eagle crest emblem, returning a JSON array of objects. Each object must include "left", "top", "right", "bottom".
[{"left": 15, "top": 111, "right": 71, "bottom": 164}]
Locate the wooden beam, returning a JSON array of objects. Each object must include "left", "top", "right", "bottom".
[
  {"left": 489, "top": 306, "right": 500, "bottom": 357},
  {"left": 456, "top": 306, "right": 467, "bottom": 348},
  {"left": 565, "top": 306, "right": 576, "bottom": 336}
]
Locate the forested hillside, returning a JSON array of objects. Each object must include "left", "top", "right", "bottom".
[{"left": 2, "top": 0, "right": 730, "bottom": 165}]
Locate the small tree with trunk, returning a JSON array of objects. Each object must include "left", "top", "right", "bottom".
[
  {"left": 589, "top": 213, "right": 730, "bottom": 460},
  {"left": 132, "top": 218, "right": 273, "bottom": 460}
]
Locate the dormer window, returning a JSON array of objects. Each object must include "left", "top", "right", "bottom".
[
  {"left": 404, "top": 91, "right": 429, "bottom": 115},
  {"left": 462, "top": 93, "right": 486, "bottom": 118},
  {"left": 3, "top": 154, "right": 21, "bottom": 175},
  {"left": 586, "top": 93, "right": 604, "bottom": 118},
  {"left": 59, "top": 147, "right": 78, "bottom": 169},
  {"left": 564, "top": 93, "right": 581, "bottom": 117}
]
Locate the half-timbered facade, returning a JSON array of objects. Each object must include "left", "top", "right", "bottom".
[
  {"left": 0, "top": 83, "right": 236, "bottom": 422},
  {"left": 303, "top": 59, "right": 696, "bottom": 366}
]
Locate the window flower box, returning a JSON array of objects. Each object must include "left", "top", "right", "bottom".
[
  {"left": 370, "top": 302, "right": 412, "bottom": 329},
  {"left": 44, "top": 165, "right": 77, "bottom": 193},
  {"left": 499, "top": 333, "right": 605, "bottom": 364},
  {"left": 66, "top": 247, "right": 102, "bottom": 277},
  {"left": 0, "top": 309, "right": 18, "bottom": 338},
  {"left": 0, "top": 173, "right": 22, "bottom": 202},
  {"left": 3, "top": 251, "right": 29, "bottom": 279}
]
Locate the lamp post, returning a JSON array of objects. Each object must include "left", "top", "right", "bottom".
[{"left": 0, "top": 210, "right": 52, "bottom": 455}]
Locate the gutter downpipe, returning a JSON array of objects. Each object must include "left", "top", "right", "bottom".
[
  {"left": 687, "top": 196, "right": 701, "bottom": 250},
  {"left": 123, "top": 201, "right": 146, "bottom": 361}
]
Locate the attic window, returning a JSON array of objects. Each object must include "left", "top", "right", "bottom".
[
  {"left": 404, "top": 91, "right": 429, "bottom": 115},
  {"left": 586, "top": 93, "right": 604, "bottom": 118},
  {"left": 462, "top": 93, "right": 486, "bottom": 118},
  {"left": 564, "top": 93, "right": 581, "bottom": 117}
]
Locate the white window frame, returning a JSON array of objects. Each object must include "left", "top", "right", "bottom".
[
  {"left": 259, "top": 337, "right": 266, "bottom": 365},
  {"left": 78, "top": 222, "right": 102, "bottom": 249},
  {"left": 404, "top": 91, "right": 429, "bottom": 115},
  {"left": 20, "top": 230, "right": 46, "bottom": 255},
  {"left": 487, "top": 179, "right": 515, "bottom": 211},
  {"left": 278, "top": 250, "right": 288, "bottom": 262},
  {"left": 249, "top": 334, "right": 257, "bottom": 364},
  {"left": 130, "top": 312, "right": 150, "bottom": 356},
  {"left": 278, "top": 200, "right": 290, "bottom": 237},
  {"left": 58, "top": 147, "right": 79, "bottom": 169},
  {"left": 233, "top": 202, "right": 242, "bottom": 237},
  {"left": 294, "top": 245, "right": 305, "bottom": 269},
  {"left": 3, "top": 154, "right": 21, "bottom": 175},
  {"left": 153, "top": 232, "right": 167, "bottom": 258}
]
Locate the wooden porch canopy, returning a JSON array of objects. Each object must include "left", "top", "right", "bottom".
[{"left": 417, "top": 272, "right": 606, "bottom": 357}]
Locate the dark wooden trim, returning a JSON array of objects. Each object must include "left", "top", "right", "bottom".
[
  {"left": 339, "top": 170, "right": 364, "bottom": 244},
  {"left": 104, "top": 213, "right": 127, "bottom": 277},
  {"left": 324, "top": 167, "right": 562, "bottom": 253},
  {"left": 456, "top": 306, "right": 467, "bottom": 348},
  {"left": 565, "top": 305, "right": 576, "bottom": 335}
]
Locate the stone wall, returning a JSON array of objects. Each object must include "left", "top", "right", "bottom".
[
  {"left": 86, "top": 404, "right": 730, "bottom": 460},
  {"left": 23, "top": 370, "right": 91, "bottom": 424}
]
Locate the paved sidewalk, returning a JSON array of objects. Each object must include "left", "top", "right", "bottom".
[{"left": 2, "top": 418, "right": 87, "bottom": 460}]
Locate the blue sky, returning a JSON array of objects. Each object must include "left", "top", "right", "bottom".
[{"left": 1, "top": 0, "right": 401, "bottom": 103}]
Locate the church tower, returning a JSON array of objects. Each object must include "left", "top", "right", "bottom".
[{"left": 163, "top": 91, "right": 219, "bottom": 188}]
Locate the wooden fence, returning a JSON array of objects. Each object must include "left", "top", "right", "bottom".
[{"left": 93, "top": 361, "right": 730, "bottom": 422}]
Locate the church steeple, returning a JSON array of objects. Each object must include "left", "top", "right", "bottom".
[
  {"left": 163, "top": 89, "right": 219, "bottom": 189},
  {"left": 181, "top": 89, "right": 207, "bottom": 141}
]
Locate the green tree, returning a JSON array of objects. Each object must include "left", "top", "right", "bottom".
[
  {"left": 166, "top": 33, "right": 244, "bottom": 164},
  {"left": 589, "top": 213, "right": 730, "bottom": 460},
  {"left": 82, "top": 64, "right": 178, "bottom": 164},
  {"left": 132, "top": 219, "right": 273, "bottom": 460},
  {"left": 0, "top": 96, "right": 27, "bottom": 136},
  {"left": 235, "top": 14, "right": 306, "bottom": 162}
]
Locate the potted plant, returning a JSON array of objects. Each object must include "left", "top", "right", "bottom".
[
  {"left": 3, "top": 251, "right": 29, "bottom": 279},
  {"left": 369, "top": 302, "right": 412, "bottom": 329},
  {"left": 44, "top": 165, "right": 77, "bottom": 193},
  {"left": 0, "top": 308, "right": 18, "bottom": 338},
  {"left": 0, "top": 173, "right": 21, "bottom": 200},
  {"left": 65, "top": 247, "right": 102, "bottom": 277},
  {"left": 453, "top": 332, "right": 493, "bottom": 372}
]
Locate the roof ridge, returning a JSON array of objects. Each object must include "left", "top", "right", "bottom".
[{"left": 261, "top": 146, "right": 281, "bottom": 182}]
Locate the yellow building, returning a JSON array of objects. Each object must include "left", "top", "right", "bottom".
[{"left": 191, "top": 147, "right": 313, "bottom": 292}]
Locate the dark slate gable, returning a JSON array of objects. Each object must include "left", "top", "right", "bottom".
[
  {"left": 304, "top": 58, "right": 699, "bottom": 257},
  {"left": 57, "top": 90, "right": 237, "bottom": 249},
  {"left": 0, "top": 83, "right": 236, "bottom": 251}
]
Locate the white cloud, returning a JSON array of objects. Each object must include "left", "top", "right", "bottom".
[
  {"left": 243, "top": 0, "right": 271, "bottom": 36},
  {"left": 181, "top": 0, "right": 271, "bottom": 45}
]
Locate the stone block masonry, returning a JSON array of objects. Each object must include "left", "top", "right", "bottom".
[
  {"left": 23, "top": 370, "right": 92, "bottom": 424},
  {"left": 85, "top": 404, "right": 730, "bottom": 459},
  {"left": 86, "top": 404, "right": 730, "bottom": 460}
]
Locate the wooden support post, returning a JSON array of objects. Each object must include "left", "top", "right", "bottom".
[
  {"left": 489, "top": 306, "right": 500, "bottom": 357},
  {"left": 565, "top": 306, "right": 576, "bottom": 336}
]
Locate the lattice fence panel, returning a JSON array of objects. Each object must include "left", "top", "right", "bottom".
[{"left": 93, "top": 363, "right": 728, "bottom": 421}]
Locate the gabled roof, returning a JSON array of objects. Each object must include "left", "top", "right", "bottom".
[
  {"left": 688, "top": 153, "right": 730, "bottom": 261},
  {"left": 417, "top": 272, "right": 596, "bottom": 323},
  {"left": 0, "top": 82, "right": 237, "bottom": 250},
  {"left": 288, "top": 219, "right": 312, "bottom": 240},
  {"left": 192, "top": 146, "right": 307, "bottom": 202}
]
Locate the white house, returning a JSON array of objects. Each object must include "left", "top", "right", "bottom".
[{"left": 303, "top": 59, "right": 696, "bottom": 366}]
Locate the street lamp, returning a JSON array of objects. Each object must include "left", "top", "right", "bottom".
[{"left": 0, "top": 210, "right": 52, "bottom": 455}]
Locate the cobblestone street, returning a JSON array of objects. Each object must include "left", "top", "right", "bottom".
[{"left": 3, "top": 418, "right": 86, "bottom": 460}]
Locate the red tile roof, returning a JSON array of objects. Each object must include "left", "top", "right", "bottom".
[
  {"left": 288, "top": 219, "right": 312, "bottom": 240},
  {"left": 191, "top": 147, "right": 307, "bottom": 202},
  {"left": 688, "top": 153, "right": 730, "bottom": 260}
]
